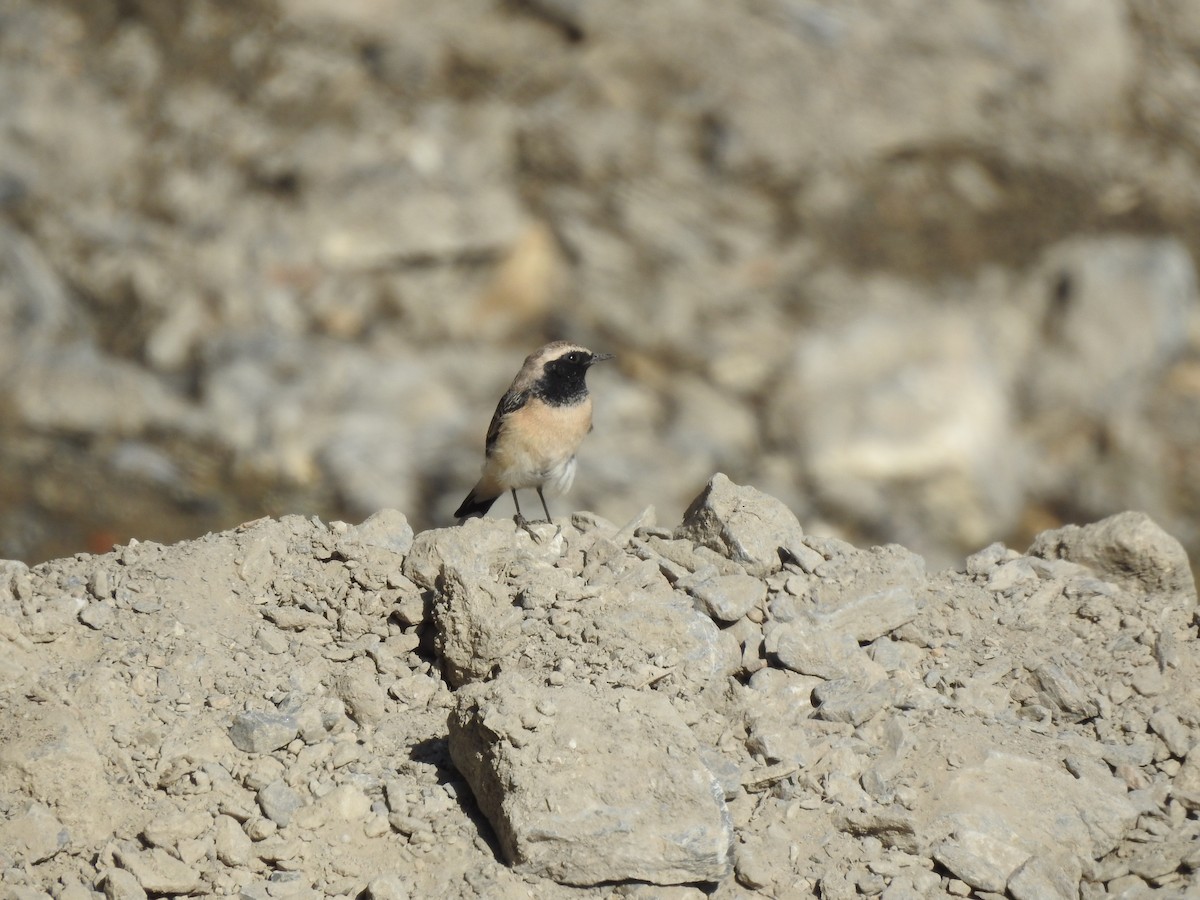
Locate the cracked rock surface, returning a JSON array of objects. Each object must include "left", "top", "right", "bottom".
[{"left": 1, "top": 477, "right": 1198, "bottom": 898}]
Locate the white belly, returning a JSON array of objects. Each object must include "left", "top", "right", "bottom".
[{"left": 500, "top": 453, "right": 576, "bottom": 494}]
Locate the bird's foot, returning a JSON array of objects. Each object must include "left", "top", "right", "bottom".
[{"left": 514, "top": 513, "right": 561, "bottom": 542}]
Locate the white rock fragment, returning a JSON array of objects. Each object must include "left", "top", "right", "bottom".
[
  {"left": 1148, "top": 708, "right": 1194, "bottom": 759},
  {"left": 0, "top": 803, "right": 69, "bottom": 864},
  {"left": 431, "top": 566, "right": 525, "bottom": 688},
  {"left": 985, "top": 558, "right": 1038, "bottom": 593},
  {"left": 113, "top": 845, "right": 202, "bottom": 895},
  {"left": 931, "top": 750, "right": 1138, "bottom": 887},
  {"left": 742, "top": 668, "right": 819, "bottom": 766},
  {"left": 675, "top": 473, "right": 805, "bottom": 576},
  {"left": 813, "top": 678, "right": 893, "bottom": 726},
  {"left": 1007, "top": 851, "right": 1084, "bottom": 900},
  {"left": 316, "top": 783, "right": 372, "bottom": 821},
  {"left": 1175, "top": 745, "right": 1200, "bottom": 810},
  {"left": 1030, "top": 659, "right": 1100, "bottom": 722},
  {"left": 141, "top": 810, "right": 211, "bottom": 850},
  {"left": 78, "top": 601, "right": 114, "bottom": 630},
  {"left": 213, "top": 815, "right": 253, "bottom": 867},
  {"left": 101, "top": 868, "right": 146, "bottom": 900},
  {"left": 335, "top": 507, "right": 415, "bottom": 557},
  {"left": 687, "top": 573, "right": 766, "bottom": 623},
  {"left": 964, "top": 541, "right": 1017, "bottom": 577},
  {"left": 934, "top": 828, "right": 1030, "bottom": 893},
  {"left": 291, "top": 783, "right": 372, "bottom": 831},
  {"left": 769, "top": 625, "right": 880, "bottom": 682},
  {"left": 328, "top": 658, "right": 390, "bottom": 725},
  {"left": 402, "top": 517, "right": 559, "bottom": 592},
  {"left": 365, "top": 875, "right": 412, "bottom": 900},
  {"left": 57, "top": 880, "right": 95, "bottom": 900},
  {"left": 449, "top": 675, "right": 732, "bottom": 886},
  {"left": 0, "top": 705, "right": 132, "bottom": 846},
  {"left": 1028, "top": 510, "right": 1196, "bottom": 599},
  {"left": 257, "top": 780, "right": 303, "bottom": 827},
  {"left": 801, "top": 545, "right": 926, "bottom": 642},
  {"left": 228, "top": 710, "right": 299, "bottom": 754}
]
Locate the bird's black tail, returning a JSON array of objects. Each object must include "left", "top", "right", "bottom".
[{"left": 454, "top": 490, "right": 499, "bottom": 521}]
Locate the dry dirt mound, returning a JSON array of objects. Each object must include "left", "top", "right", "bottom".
[
  {"left": 1, "top": 475, "right": 1198, "bottom": 899},
  {"left": 4, "top": 0, "right": 1200, "bottom": 575}
]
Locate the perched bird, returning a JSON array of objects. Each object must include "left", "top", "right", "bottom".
[{"left": 454, "top": 341, "right": 613, "bottom": 524}]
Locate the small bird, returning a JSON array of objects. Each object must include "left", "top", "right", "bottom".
[{"left": 454, "top": 341, "right": 613, "bottom": 524}]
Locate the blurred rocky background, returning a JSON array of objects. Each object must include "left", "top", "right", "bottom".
[{"left": 2, "top": 0, "right": 1199, "bottom": 569}]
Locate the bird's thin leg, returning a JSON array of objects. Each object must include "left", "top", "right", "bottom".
[
  {"left": 512, "top": 489, "right": 542, "bottom": 538},
  {"left": 511, "top": 489, "right": 530, "bottom": 529},
  {"left": 536, "top": 487, "right": 553, "bottom": 523}
]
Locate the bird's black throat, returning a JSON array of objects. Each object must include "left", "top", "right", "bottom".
[{"left": 535, "top": 363, "right": 590, "bottom": 406}]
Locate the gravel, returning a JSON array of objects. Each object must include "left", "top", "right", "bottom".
[{"left": 1, "top": 476, "right": 1197, "bottom": 897}]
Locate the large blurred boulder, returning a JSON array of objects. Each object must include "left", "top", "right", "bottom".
[
  {"left": 768, "top": 308, "right": 1020, "bottom": 557},
  {"left": 521, "top": 0, "right": 1135, "bottom": 177},
  {"left": 1020, "top": 236, "right": 1196, "bottom": 417}
]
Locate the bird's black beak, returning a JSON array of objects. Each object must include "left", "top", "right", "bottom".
[{"left": 589, "top": 352, "right": 614, "bottom": 365}]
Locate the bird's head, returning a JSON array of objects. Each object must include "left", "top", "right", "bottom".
[
  {"left": 531, "top": 342, "right": 613, "bottom": 403},
  {"left": 542, "top": 345, "right": 613, "bottom": 376}
]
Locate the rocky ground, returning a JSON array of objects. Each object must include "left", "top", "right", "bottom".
[
  {"left": 1, "top": 475, "right": 1198, "bottom": 899},
  {"left": 3, "top": 0, "right": 1200, "bottom": 571}
]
